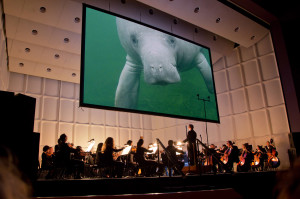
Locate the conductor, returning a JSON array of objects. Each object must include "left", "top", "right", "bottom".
[{"left": 183, "top": 124, "right": 197, "bottom": 165}]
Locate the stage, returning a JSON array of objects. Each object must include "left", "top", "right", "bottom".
[{"left": 32, "top": 171, "right": 278, "bottom": 198}]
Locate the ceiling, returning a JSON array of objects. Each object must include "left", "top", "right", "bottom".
[{"left": 2, "top": 0, "right": 270, "bottom": 84}]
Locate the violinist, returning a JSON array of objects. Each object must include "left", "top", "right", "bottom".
[
  {"left": 222, "top": 141, "right": 238, "bottom": 172},
  {"left": 237, "top": 143, "right": 252, "bottom": 172},
  {"left": 102, "top": 137, "right": 125, "bottom": 178}
]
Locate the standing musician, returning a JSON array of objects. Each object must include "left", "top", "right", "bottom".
[
  {"left": 183, "top": 124, "right": 197, "bottom": 166},
  {"left": 101, "top": 137, "right": 125, "bottom": 178},
  {"left": 135, "top": 139, "right": 163, "bottom": 177},
  {"left": 237, "top": 143, "right": 252, "bottom": 172}
]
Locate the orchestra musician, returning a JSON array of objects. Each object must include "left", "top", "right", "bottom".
[
  {"left": 221, "top": 141, "right": 239, "bottom": 172},
  {"left": 101, "top": 137, "right": 125, "bottom": 178},
  {"left": 183, "top": 124, "right": 197, "bottom": 166},
  {"left": 55, "top": 134, "right": 84, "bottom": 179},
  {"left": 265, "top": 140, "right": 280, "bottom": 169},
  {"left": 41, "top": 145, "right": 54, "bottom": 171},
  {"left": 252, "top": 145, "right": 265, "bottom": 171},
  {"left": 237, "top": 143, "right": 252, "bottom": 172},
  {"left": 135, "top": 139, "right": 163, "bottom": 177},
  {"left": 164, "top": 140, "right": 184, "bottom": 175}
]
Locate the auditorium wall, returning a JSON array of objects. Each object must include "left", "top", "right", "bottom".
[
  {"left": 152, "top": 33, "right": 291, "bottom": 169},
  {"left": 0, "top": 3, "right": 9, "bottom": 91}
]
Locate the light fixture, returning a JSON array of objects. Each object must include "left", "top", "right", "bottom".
[
  {"left": 72, "top": 73, "right": 76, "bottom": 77},
  {"left": 32, "top": 30, "right": 38, "bottom": 35},
  {"left": 64, "top": 38, "right": 69, "bottom": 43},
  {"left": 19, "top": 63, "right": 24, "bottom": 67},
  {"left": 173, "top": 19, "right": 178, "bottom": 24},
  {"left": 194, "top": 7, "right": 200, "bottom": 13},
  {"left": 54, "top": 54, "right": 60, "bottom": 59},
  {"left": 234, "top": 27, "right": 239, "bottom": 32},
  {"left": 74, "top": 17, "right": 80, "bottom": 23},
  {"left": 213, "top": 35, "right": 217, "bottom": 41},
  {"left": 149, "top": 9, "right": 153, "bottom": 15},
  {"left": 47, "top": 68, "right": 51, "bottom": 72},
  {"left": 40, "top": 7, "right": 46, "bottom": 13},
  {"left": 251, "top": 36, "right": 255, "bottom": 40},
  {"left": 194, "top": 28, "right": 198, "bottom": 33},
  {"left": 216, "top": 18, "right": 221, "bottom": 23},
  {"left": 25, "top": 48, "right": 30, "bottom": 52}
]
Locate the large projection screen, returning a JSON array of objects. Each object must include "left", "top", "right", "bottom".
[{"left": 80, "top": 4, "right": 220, "bottom": 123}]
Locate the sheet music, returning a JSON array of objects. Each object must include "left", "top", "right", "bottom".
[
  {"left": 121, "top": 145, "right": 132, "bottom": 155},
  {"left": 146, "top": 146, "right": 158, "bottom": 154}
]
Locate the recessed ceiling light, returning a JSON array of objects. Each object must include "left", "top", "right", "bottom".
[
  {"left": 194, "top": 7, "right": 200, "bottom": 13},
  {"left": 234, "top": 27, "right": 239, "bottom": 32},
  {"left": 64, "top": 38, "right": 69, "bottom": 43},
  {"left": 213, "top": 35, "right": 217, "bottom": 41},
  {"left": 74, "top": 17, "right": 80, "bottom": 23},
  {"left": 72, "top": 73, "right": 76, "bottom": 77},
  {"left": 40, "top": 7, "right": 46, "bottom": 13},
  {"left": 54, "top": 54, "right": 60, "bottom": 59},
  {"left": 251, "top": 36, "right": 255, "bottom": 40},
  {"left": 19, "top": 63, "right": 24, "bottom": 67},
  {"left": 25, "top": 48, "right": 30, "bottom": 52},
  {"left": 47, "top": 68, "right": 51, "bottom": 72},
  {"left": 149, "top": 9, "right": 154, "bottom": 15},
  {"left": 216, "top": 18, "right": 221, "bottom": 23},
  {"left": 32, "top": 30, "right": 38, "bottom": 35},
  {"left": 194, "top": 28, "right": 198, "bottom": 33},
  {"left": 173, "top": 19, "right": 178, "bottom": 24}
]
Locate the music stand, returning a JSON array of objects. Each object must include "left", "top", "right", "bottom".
[{"left": 197, "top": 95, "right": 210, "bottom": 145}]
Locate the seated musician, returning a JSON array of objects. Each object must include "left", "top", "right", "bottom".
[
  {"left": 101, "top": 137, "right": 125, "bottom": 178},
  {"left": 41, "top": 145, "right": 54, "bottom": 170},
  {"left": 252, "top": 145, "right": 265, "bottom": 171},
  {"left": 206, "top": 144, "right": 219, "bottom": 173},
  {"left": 222, "top": 141, "right": 239, "bottom": 172},
  {"left": 95, "top": 142, "right": 103, "bottom": 166},
  {"left": 164, "top": 140, "right": 184, "bottom": 175},
  {"left": 237, "top": 143, "right": 252, "bottom": 172},
  {"left": 135, "top": 139, "right": 163, "bottom": 177},
  {"left": 55, "top": 134, "right": 84, "bottom": 179}
]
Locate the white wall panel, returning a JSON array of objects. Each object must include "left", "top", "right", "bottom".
[
  {"left": 44, "top": 79, "right": 59, "bottom": 96},
  {"left": 8, "top": 72, "right": 25, "bottom": 92},
  {"left": 225, "top": 49, "right": 239, "bottom": 67},
  {"left": 119, "top": 128, "right": 130, "bottom": 146},
  {"left": 234, "top": 113, "right": 252, "bottom": 139},
  {"left": 60, "top": 99, "right": 74, "bottom": 122},
  {"left": 259, "top": 54, "right": 279, "bottom": 81},
  {"left": 90, "top": 125, "right": 105, "bottom": 145},
  {"left": 132, "top": 129, "right": 142, "bottom": 146},
  {"left": 34, "top": 120, "right": 40, "bottom": 133},
  {"left": 230, "top": 89, "right": 247, "bottom": 114},
  {"left": 105, "top": 126, "right": 117, "bottom": 141},
  {"left": 268, "top": 106, "right": 290, "bottom": 135},
  {"left": 131, "top": 113, "right": 141, "bottom": 129},
  {"left": 214, "top": 70, "right": 228, "bottom": 93},
  {"left": 43, "top": 97, "right": 58, "bottom": 121},
  {"left": 74, "top": 124, "right": 89, "bottom": 149},
  {"left": 242, "top": 60, "right": 260, "bottom": 86},
  {"left": 27, "top": 94, "right": 41, "bottom": 119},
  {"left": 143, "top": 130, "right": 153, "bottom": 146},
  {"left": 251, "top": 110, "right": 271, "bottom": 137},
  {"left": 219, "top": 116, "right": 234, "bottom": 141},
  {"left": 90, "top": 109, "right": 105, "bottom": 125},
  {"left": 119, "top": 112, "right": 129, "bottom": 128},
  {"left": 143, "top": 115, "right": 152, "bottom": 130},
  {"left": 61, "top": 81, "right": 75, "bottom": 99},
  {"left": 213, "top": 57, "right": 225, "bottom": 72},
  {"left": 75, "top": 84, "right": 80, "bottom": 100},
  {"left": 246, "top": 84, "right": 265, "bottom": 111},
  {"left": 105, "top": 110, "right": 117, "bottom": 126},
  {"left": 75, "top": 101, "right": 89, "bottom": 124},
  {"left": 240, "top": 46, "right": 255, "bottom": 62},
  {"left": 228, "top": 66, "right": 243, "bottom": 90},
  {"left": 217, "top": 93, "right": 232, "bottom": 116},
  {"left": 41, "top": 121, "right": 57, "bottom": 146},
  {"left": 27, "top": 75, "right": 42, "bottom": 94},
  {"left": 264, "top": 79, "right": 284, "bottom": 107},
  {"left": 207, "top": 123, "right": 220, "bottom": 143},
  {"left": 256, "top": 34, "right": 273, "bottom": 56},
  {"left": 59, "top": 123, "right": 73, "bottom": 143}
]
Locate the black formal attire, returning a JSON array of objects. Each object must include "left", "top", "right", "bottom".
[
  {"left": 135, "top": 146, "right": 162, "bottom": 176},
  {"left": 165, "top": 145, "right": 184, "bottom": 174},
  {"left": 183, "top": 129, "right": 197, "bottom": 165},
  {"left": 102, "top": 147, "right": 124, "bottom": 178},
  {"left": 41, "top": 152, "right": 54, "bottom": 170}
]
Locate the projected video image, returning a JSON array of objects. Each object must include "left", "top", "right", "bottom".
[{"left": 81, "top": 5, "right": 219, "bottom": 122}]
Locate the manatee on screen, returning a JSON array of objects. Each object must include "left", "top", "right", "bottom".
[{"left": 115, "top": 17, "right": 213, "bottom": 109}]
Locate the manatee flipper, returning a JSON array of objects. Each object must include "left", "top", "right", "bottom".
[
  {"left": 115, "top": 56, "right": 142, "bottom": 109},
  {"left": 195, "top": 52, "right": 214, "bottom": 93}
]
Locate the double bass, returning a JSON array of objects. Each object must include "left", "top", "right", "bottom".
[{"left": 266, "top": 139, "right": 280, "bottom": 168}]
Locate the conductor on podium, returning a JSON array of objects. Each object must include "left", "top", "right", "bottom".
[{"left": 183, "top": 124, "right": 197, "bottom": 165}]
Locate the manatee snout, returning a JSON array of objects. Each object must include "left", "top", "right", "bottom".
[{"left": 141, "top": 46, "right": 180, "bottom": 85}]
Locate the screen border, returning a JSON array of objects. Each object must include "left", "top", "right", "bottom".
[{"left": 80, "top": 3, "right": 220, "bottom": 123}]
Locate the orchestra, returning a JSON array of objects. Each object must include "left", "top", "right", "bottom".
[{"left": 39, "top": 126, "right": 281, "bottom": 179}]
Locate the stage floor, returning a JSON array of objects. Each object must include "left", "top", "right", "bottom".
[{"left": 33, "top": 171, "right": 279, "bottom": 198}]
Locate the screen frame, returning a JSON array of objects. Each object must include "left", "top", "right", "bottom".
[{"left": 80, "top": 3, "right": 220, "bottom": 123}]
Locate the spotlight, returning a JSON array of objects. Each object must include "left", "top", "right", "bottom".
[
  {"left": 74, "top": 17, "right": 80, "bottom": 23},
  {"left": 32, "top": 30, "right": 38, "bottom": 35},
  {"left": 25, "top": 48, "right": 30, "bottom": 53},
  {"left": 40, "top": 7, "right": 46, "bottom": 13},
  {"left": 216, "top": 18, "right": 221, "bottom": 23},
  {"left": 47, "top": 68, "right": 52, "bottom": 72},
  {"left": 194, "top": 7, "right": 200, "bottom": 13}
]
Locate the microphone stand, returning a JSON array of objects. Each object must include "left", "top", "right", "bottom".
[{"left": 197, "top": 95, "right": 210, "bottom": 146}]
